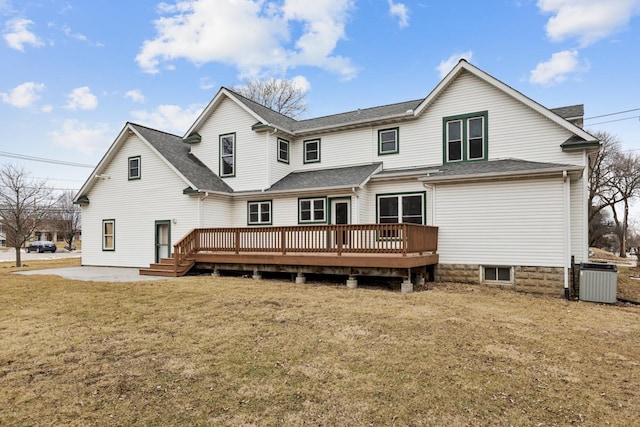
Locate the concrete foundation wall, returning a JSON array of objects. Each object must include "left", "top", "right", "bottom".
[{"left": 436, "top": 263, "right": 566, "bottom": 297}]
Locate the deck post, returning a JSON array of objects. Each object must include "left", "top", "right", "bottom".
[
  {"left": 211, "top": 267, "right": 220, "bottom": 277},
  {"left": 252, "top": 267, "right": 261, "bottom": 280},
  {"left": 401, "top": 278, "right": 413, "bottom": 293},
  {"left": 295, "top": 272, "right": 306, "bottom": 284},
  {"left": 346, "top": 275, "right": 358, "bottom": 289}
]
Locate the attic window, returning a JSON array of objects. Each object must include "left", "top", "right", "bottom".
[
  {"left": 128, "top": 156, "right": 141, "bottom": 180},
  {"left": 220, "top": 133, "right": 236, "bottom": 177}
]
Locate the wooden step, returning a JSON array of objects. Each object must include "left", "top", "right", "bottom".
[{"left": 139, "top": 258, "right": 195, "bottom": 277}]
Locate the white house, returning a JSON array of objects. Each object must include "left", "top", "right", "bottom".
[{"left": 74, "top": 60, "right": 599, "bottom": 295}]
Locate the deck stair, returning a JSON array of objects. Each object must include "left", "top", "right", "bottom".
[{"left": 139, "top": 256, "right": 195, "bottom": 277}]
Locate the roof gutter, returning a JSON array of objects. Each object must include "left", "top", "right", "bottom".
[{"left": 417, "top": 166, "right": 584, "bottom": 184}]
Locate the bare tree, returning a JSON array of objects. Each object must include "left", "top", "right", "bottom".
[
  {"left": 607, "top": 149, "right": 640, "bottom": 257},
  {"left": 588, "top": 131, "right": 622, "bottom": 228},
  {"left": 0, "top": 164, "right": 55, "bottom": 267},
  {"left": 55, "top": 190, "right": 81, "bottom": 251},
  {"left": 232, "top": 78, "right": 308, "bottom": 119}
]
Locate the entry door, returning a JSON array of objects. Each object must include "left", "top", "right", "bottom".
[
  {"left": 155, "top": 221, "right": 171, "bottom": 263},
  {"left": 331, "top": 199, "right": 350, "bottom": 247}
]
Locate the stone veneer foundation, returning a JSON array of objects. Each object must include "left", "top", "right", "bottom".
[{"left": 435, "top": 264, "right": 567, "bottom": 297}]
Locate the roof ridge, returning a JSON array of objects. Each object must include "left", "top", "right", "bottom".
[{"left": 128, "top": 122, "right": 181, "bottom": 138}]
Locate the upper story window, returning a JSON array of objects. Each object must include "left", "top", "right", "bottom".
[
  {"left": 304, "top": 139, "right": 320, "bottom": 164},
  {"left": 248, "top": 201, "right": 272, "bottom": 225},
  {"left": 443, "top": 111, "right": 488, "bottom": 163},
  {"left": 220, "top": 133, "right": 236, "bottom": 177},
  {"left": 378, "top": 128, "right": 399, "bottom": 155},
  {"left": 299, "top": 197, "right": 326, "bottom": 223},
  {"left": 128, "top": 156, "right": 141, "bottom": 180},
  {"left": 102, "top": 219, "right": 115, "bottom": 251},
  {"left": 277, "top": 138, "right": 289, "bottom": 164}
]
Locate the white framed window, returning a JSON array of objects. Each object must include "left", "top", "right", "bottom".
[
  {"left": 443, "top": 111, "right": 488, "bottom": 163},
  {"left": 248, "top": 201, "right": 272, "bottom": 225},
  {"left": 378, "top": 128, "right": 399, "bottom": 155},
  {"left": 299, "top": 197, "right": 326, "bottom": 223},
  {"left": 102, "top": 219, "right": 115, "bottom": 251},
  {"left": 220, "top": 133, "right": 236, "bottom": 177},
  {"left": 277, "top": 138, "right": 289, "bottom": 164},
  {"left": 303, "top": 139, "right": 320, "bottom": 164},
  {"left": 128, "top": 156, "right": 141, "bottom": 180},
  {"left": 483, "top": 266, "right": 512, "bottom": 282}
]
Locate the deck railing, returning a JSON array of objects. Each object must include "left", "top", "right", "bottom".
[{"left": 173, "top": 224, "right": 438, "bottom": 270}]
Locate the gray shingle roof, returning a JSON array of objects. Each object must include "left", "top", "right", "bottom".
[
  {"left": 550, "top": 104, "right": 584, "bottom": 119},
  {"left": 376, "top": 159, "right": 581, "bottom": 182},
  {"left": 229, "top": 87, "right": 422, "bottom": 134},
  {"left": 267, "top": 163, "right": 382, "bottom": 192},
  {"left": 130, "top": 123, "right": 233, "bottom": 193}
]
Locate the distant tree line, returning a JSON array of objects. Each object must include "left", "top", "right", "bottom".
[{"left": 588, "top": 130, "right": 640, "bottom": 258}]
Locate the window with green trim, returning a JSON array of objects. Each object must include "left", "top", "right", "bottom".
[
  {"left": 377, "top": 193, "right": 424, "bottom": 225},
  {"left": 277, "top": 138, "right": 289, "bottom": 164},
  {"left": 102, "top": 219, "right": 115, "bottom": 251},
  {"left": 128, "top": 156, "right": 141, "bottom": 180},
  {"left": 248, "top": 201, "right": 272, "bottom": 225},
  {"left": 303, "top": 139, "right": 320, "bottom": 164},
  {"left": 299, "top": 197, "right": 326, "bottom": 223},
  {"left": 220, "top": 133, "right": 235, "bottom": 177},
  {"left": 378, "top": 128, "right": 399, "bottom": 155},
  {"left": 443, "top": 111, "right": 488, "bottom": 163}
]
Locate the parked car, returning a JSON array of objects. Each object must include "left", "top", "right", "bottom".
[{"left": 26, "top": 241, "right": 57, "bottom": 253}]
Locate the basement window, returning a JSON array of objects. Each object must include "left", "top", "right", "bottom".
[{"left": 483, "top": 266, "right": 512, "bottom": 282}]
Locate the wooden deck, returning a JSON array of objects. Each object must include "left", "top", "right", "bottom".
[{"left": 140, "top": 224, "right": 438, "bottom": 278}]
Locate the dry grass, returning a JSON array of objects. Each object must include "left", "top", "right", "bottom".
[{"left": 1, "top": 261, "right": 639, "bottom": 426}]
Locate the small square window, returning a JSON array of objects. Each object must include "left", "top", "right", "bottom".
[
  {"left": 299, "top": 197, "right": 326, "bottom": 223},
  {"left": 378, "top": 128, "right": 399, "bottom": 155},
  {"left": 248, "top": 201, "right": 272, "bottom": 225},
  {"left": 277, "top": 138, "right": 289, "bottom": 164},
  {"left": 303, "top": 139, "right": 320, "bottom": 164},
  {"left": 128, "top": 156, "right": 141, "bottom": 180}
]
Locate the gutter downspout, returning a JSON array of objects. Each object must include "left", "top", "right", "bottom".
[
  {"left": 563, "top": 170, "right": 570, "bottom": 300},
  {"left": 198, "top": 192, "right": 209, "bottom": 228},
  {"left": 352, "top": 187, "right": 359, "bottom": 224},
  {"left": 421, "top": 182, "right": 436, "bottom": 226},
  {"left": 265, "top": 126, "right": 276, "bottom": 192}
]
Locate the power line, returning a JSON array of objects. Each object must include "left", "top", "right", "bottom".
[
  {"left": 0, "top": 151, "right": 95, "bottom": 168},
  {"left": 588, "top": 115, "right": 640, "bottom": 126},
  {"left": 584, "top": 108, "right": 640, "bottom": 121}
]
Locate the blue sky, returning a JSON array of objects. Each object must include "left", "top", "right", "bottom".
[{"left": 1, "top": 0, "right": 639, "bottom": 194}]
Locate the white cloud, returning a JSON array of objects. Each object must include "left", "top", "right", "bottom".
[
  {"left": 388, "top": 0, "right": 409, "bottom": 28},
  {"left": 0, "top": 81, "right": 45, "bottom": 108},
  {"left": 136, "top": 0, "right": 356, "bottom": 79},
  {"left": 538, "top": 0, "right": 640, "bottom": 46},
  {"left": 41, "top": 104, "right": 53, "bottom": 113},
  {"left": 61, "top": 25, "right": 88, "bottom": 42},
  {"left": 290, "top": 75, "right": 311, "bottom": 93},
  {"left": 130, "top": 104, "right": 205, "bottom": 134},
  {"left": 49, "top": 119, "right": 111, "bottom": 155},
  {"left": 125, "top": 89, "right": 145, "bottom": 103},
  {"left": 65, "top": 87, "right": 98, "bottom": 110},
  {"left": 436, "top": 51, "right": 473, "bottom": 78},
  {"left": 529, "top": 49, "right": 588, "bottom": 85},
  {"left": 3, "top": 18, "right": 44, "bottom": 51}
]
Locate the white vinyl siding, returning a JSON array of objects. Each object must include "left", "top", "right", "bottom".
[
  {"left": 80, "top": 133, "right": 202, "bottom": 268},
  {"left": 191, "top": 97, "right": 267, "bottom": 192},
  {"left": 434, "top": 177, "right": 565, "bottom": 266}
]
